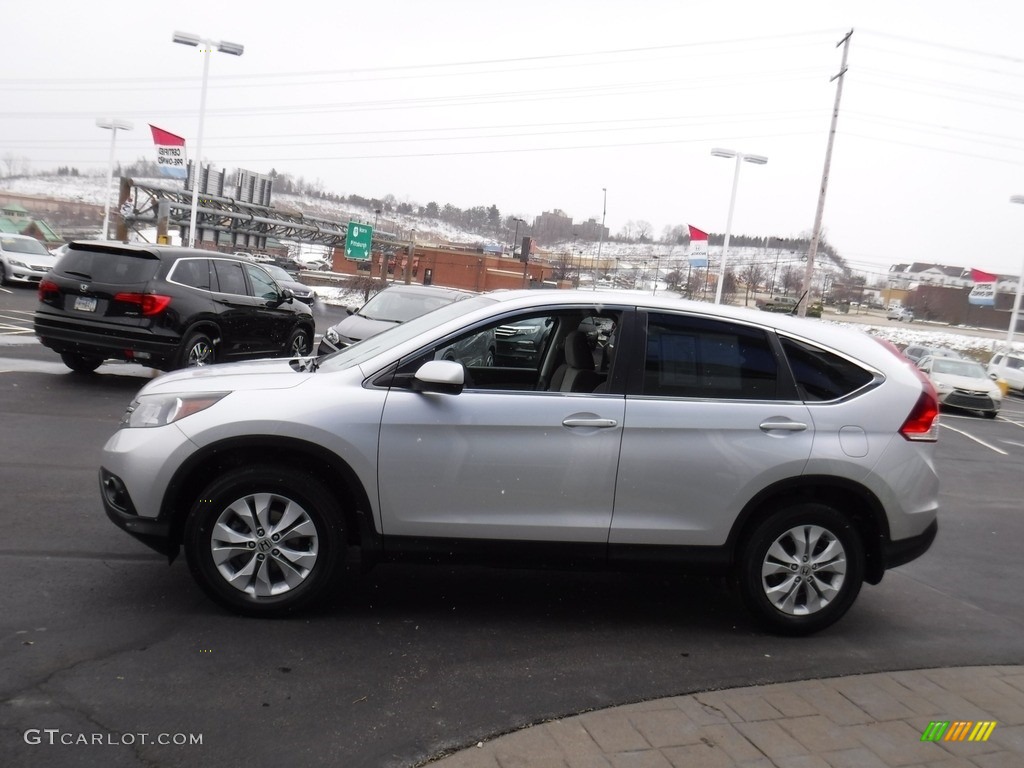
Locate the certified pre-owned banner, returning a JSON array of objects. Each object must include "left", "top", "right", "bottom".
[
  {"left": 968, "top": 268, "right": 998, "bottom": 306},
  {"left": 149, "top": 125, "right": 188, "bottom": 180}
]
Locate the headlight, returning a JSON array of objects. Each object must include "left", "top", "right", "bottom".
[
  {"left": 325, "top": 327, "right": 340, "bottom": 343},
  {"left": 122, "top": 393, "right": 227, "bottom": 428},
  {"left": 9, "top": 259, "right": 29, "bottom": 269}
]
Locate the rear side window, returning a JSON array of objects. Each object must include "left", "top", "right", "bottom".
[
  {"left": 55, "top": 249, "right": 160, "bottom": 284},
  {"left": 170, "top": 259, "right": 213, "bottom": 290},
  {"left": 780, "top": 337, "right": 874, "bottom": 401},
  {"left": 642, "top": 313, "right": 778, "bottom": 400}
]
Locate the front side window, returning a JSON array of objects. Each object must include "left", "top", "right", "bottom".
[
  {"left": 245, "top": 264, "right": 280, "bottom": 300},
  {"left": 642, "top": 313, "right": 778, "bottom": 400}
]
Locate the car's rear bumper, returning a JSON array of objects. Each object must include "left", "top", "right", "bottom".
[
  {"left": 34, "top": 313, "right": 179, "bottom": 363},
  {"left": 882, "top": 518, "right": 937, "bottom": 570}
]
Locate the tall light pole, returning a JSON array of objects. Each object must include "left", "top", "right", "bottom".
[
  {"left": 1003, "top": 195, "right": 1024, "bottom": 375},
  {"left": 96, "top": 119, "right": 132, "bottom": 240},
  {"left": 173, "top": 31, "right": 244, "bottom": 248},
  {"left": 595, "top": 187, "right": 607, "bottom": 290},
  {"left": 711, "top": 148, "right": 767, "bottom": 304}
]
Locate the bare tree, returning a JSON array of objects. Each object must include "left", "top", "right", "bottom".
[{"left": 740, "top": 262, "right": 768, "bottom": 306}]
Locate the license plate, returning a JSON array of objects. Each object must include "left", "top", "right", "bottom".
[{"left": 74, "top": 296, "right": 97, "bottom": 312}]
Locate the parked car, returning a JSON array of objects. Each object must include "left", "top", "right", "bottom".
[
  {"left": 902, "top": 345, "right": 961, "bottom": 365},
  {"left": 100, "top": 291, "right": 939, "bottom": 634},
  {"left": 34, "top": 242, "right": 315, "bottom": 372},
  {"left": 262, "top": 263, "right": 317, "bottom": 305},
  {"left": 887, "top": 306, "right": 914, "bottom": 322},
  {"left": 494, "top": 315, "right": 554, "bottom": 364},
  {"left": 917, "top": 355, "right": 1001, "bottom": 418},
  {"left": 987, "top": 351, "right": 1024, "bottom": 395},
  {"left": 1, "top": 233, "right": 57, "bottom": 285},
  {"left": 757, "top": 296, "right": 799, "bottom": 313},
  {"left": 317, "top": 284, "right": 477, "bottom": 355}
]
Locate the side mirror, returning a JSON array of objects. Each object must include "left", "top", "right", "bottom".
[
  {"left": 412, "top": 360, "right": 464, "bottom": 394},
  {"left": 280, "top": 287, "right": 295, "bottom": 304}
]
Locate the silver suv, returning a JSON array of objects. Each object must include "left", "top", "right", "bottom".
[{"left": 100, "top": 290, "right": 940, "bottom": 634}]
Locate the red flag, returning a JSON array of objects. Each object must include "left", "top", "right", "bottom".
[
  {"left": 970, "top": 268, "right": 998, "bottom": 283},
  {"left": 688, "top": 225, "right": 708, "bottom": 241}
]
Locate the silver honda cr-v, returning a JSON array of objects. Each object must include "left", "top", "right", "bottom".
[{"left": 100, "top": 289, "right": 939, "bottom": 634}]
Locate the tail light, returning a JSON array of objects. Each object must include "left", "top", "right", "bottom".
[
  {"left": 113, "top": 293, "right": 172, "bottom": 316},
  {"left": 871, "top": 336, "right": 939, "bottom": 442},
  {"left": 900, "top": 369, "right": 939, "bottom": 441},
  {"left": 38, "top": 279, "right": 60, "bottom": 304}
]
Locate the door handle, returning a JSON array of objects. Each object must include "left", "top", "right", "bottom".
[
  {"left": 759, "top": 419, "right": 808, "bottom": 432},
  {"left": 562, "top": 418, "right": 618, "bottom": 428}
]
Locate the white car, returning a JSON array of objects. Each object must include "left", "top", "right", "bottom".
[
  {"left": 1, "top": 233, "right": 57, "bottom": 285},
  {"left": 987, "top": 351, "right": 1024, "bottom": 395},
  {"left": 887, "top": 307, "right": 914, "bottom": 322},
  {"left": 918, "top": 355, "right": 1001, "bottom": 418}
]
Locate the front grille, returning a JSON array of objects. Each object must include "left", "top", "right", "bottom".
[{"left": 945, "top": 390, "right": 994, "bottom": 410}]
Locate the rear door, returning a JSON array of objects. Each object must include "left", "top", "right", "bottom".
[{"left": 609, "top": 310, "right": 814, "bottom": 549}]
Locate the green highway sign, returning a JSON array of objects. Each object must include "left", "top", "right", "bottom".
[{"left": 345, "top": 222, "right": 373, "bottom": 260}]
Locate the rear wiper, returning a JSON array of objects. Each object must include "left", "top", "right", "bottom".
[{"left": 64, "top": 270, "right": 92, "bottom": 279}]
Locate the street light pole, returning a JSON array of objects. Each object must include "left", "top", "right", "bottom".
[
  {"left": 711, "top": 148, "right": 767, "bottom": 305},
  {"left": 173, "top": 31, "right": 244, "bottom": 249},
  {"left": 96, "top": 118, "right": 132, "bottom": 240},
  {"left": 595, "top": 187, "right": 607, "bottom": 290}
]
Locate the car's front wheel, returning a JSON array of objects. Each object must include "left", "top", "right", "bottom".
[
  {"left": 184, "top": 466, "right": 345, "bottom": 616},
  {"left": 736, "top": 503, "right": 864, "bottom": 635}
]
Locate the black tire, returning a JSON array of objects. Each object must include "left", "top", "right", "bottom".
[
  {"left": 983, "top": 410, "right": 998, "bottom": 419},
  {"left": 286, "top": 327, "right": 312, "bottom": 357},
  {"left": 179, "top": 332, "right": 215, "bottom": 368},
  {"left": 736, "top": 503, "right": 864, "bottom": 635},
  {"left": 60, "top": 352, "right": 104, "bottom": 374},
  {"left": 183, "top": 465, "right": 345, "bottom": 616}
]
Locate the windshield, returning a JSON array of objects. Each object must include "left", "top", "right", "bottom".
[
  {"left": 2, "top": 236, "right": 50, "bottom": 256},
  {"left": 264, "top": 265, "right": 292, "bottom": 281},
  {"left": 358, "top": 289, "right": 467, "bottom": 323},
  {"left": 932, "top": 359, "right": 987, "bottom": 378},
  {"left": 318, "top": 294, "right": 498, "bottom": 372}
]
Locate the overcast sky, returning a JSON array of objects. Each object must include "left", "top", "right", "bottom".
[{"left": 4, "top": 1, "right": 1024, "bottom": 279}]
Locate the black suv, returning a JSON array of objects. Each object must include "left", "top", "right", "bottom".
[{"left": 34, "top": 242, "right": 315, "bottom": 372}]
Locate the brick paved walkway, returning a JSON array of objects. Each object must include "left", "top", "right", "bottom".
[{"left": 426, "top": 666, "right": 1024, "bottom": 767}]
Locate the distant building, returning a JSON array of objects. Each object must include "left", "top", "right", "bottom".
[{"left": 531, "top": 210, "right": 608, "bottom": 244}]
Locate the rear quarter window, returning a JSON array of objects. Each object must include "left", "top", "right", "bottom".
[
  {"left": 780, "top": 337, "right": 875, "bottom": 401},
  {"left": 55, "top": 249, "right": 160, "bottom": 284}
]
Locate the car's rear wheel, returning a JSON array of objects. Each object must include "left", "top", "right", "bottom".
[
  {"left": 287, "top": 327, "right": 312, "bottom": 357},
  {"left": 736, "top": 503, "right": 864, "bottom": 635},
  {"left": 179, "top": 332, "right": 215, "bottom": 368},
  {"left": 60, "top": 352, "right": 104, "bottom": 373},
  {"left": 184, "top": 466, "right": 345, "bottom": 616}
]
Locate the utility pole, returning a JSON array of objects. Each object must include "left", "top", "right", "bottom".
[{"left": 799, "top": 29, "right": 852, "bottom": 317}]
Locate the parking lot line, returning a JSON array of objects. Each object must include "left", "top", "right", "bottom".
[{"left": 939, "top": 423, "right": 1008, "bottom": 455}]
